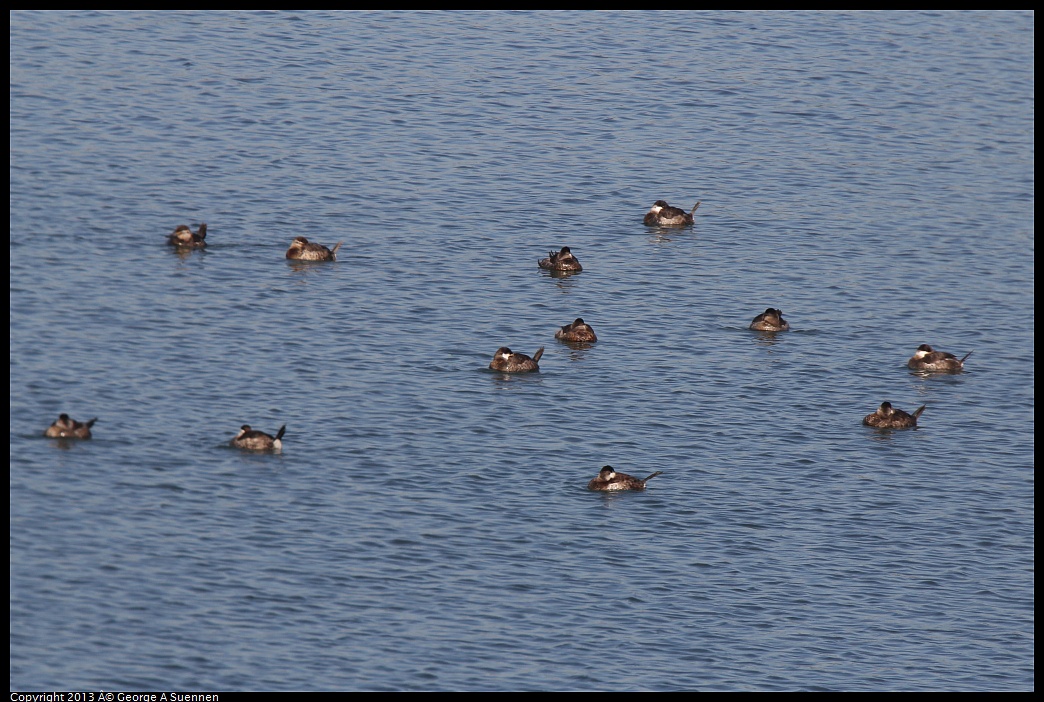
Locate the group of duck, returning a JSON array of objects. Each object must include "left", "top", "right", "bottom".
[
  {"left": 862, "top": 343, "right": 972, "bottom": 429},
  {"left": 43, "top": 200, "right": 972, "bottom": 491},
  {"left": 487, "top": 202, "right": 700, "bottom": 377},
  {"left": 42, "top": 225, "right": 344, "bottom": 450},
  {"left": 43, "top": 413, "right": 288, "bottom": 451},
  {"left": 168, "top": 223, "right": 344, "bottom": 262}
]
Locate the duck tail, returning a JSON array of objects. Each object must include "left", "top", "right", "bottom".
[
  {"left": 912, "top": 405, "right": 927, "bottom": 419},
  {"left": 275, "top": 425, "right": 287, "bottom": 441},
  {"left": 643, "top": 471, "right": 664, "bottom": 482},
  {"left": 85, "top": 418, "right": 98, "bottom": 428},
  {"left": 198, "top": 223, "right": 207, "bottom": 240},
  {"left": 689, "top": 202, "right": 701, "bottom": 215},
  {"left": 959, "top": 351, "right": 973, "bottom": 364},
  {"left": 330, "top": 241, "right": 344, "bottom": 257},
  {"left": 532, "top": 347, "right": 544, "bottom": 363}
]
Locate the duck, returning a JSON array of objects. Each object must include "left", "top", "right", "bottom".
[
  {"left": 43, "top": 413, "right": 97, "bottom": 439},
  {"left": 554, "top": 318, "right": 598, "bottom": 343},
  {"left": 587, "top": 465, "right": 663, "bottom": 491},
  {"left": 538, "top": 246, "right": 582, "bottom": 272},
  {"left": 167, "top": 223, "right": 207, "bottom": 248},
  {"left": 489, "top": 346, "right": 544, "bottom": 373},
  {"left": 286, "top": 236, "right": 343, "bottom": 261},
  {"left": 862, "top": 402, "right": 926, "bottom": 429},
  {"left": 749, "top": 308, "right": 790, "bottom": 332},
  {"left": 230, "top": 424, "right": 286, "bottom": 451},
  {"left": 644, "top": 200, "right": 700, "bottom": 226},
  {"left": 907, "top": 344, "right": 972, "bottom": 372}
]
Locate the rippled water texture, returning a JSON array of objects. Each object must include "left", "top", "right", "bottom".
[{"left": 10, "top": 11, "right": 1034, "bottom": 691}]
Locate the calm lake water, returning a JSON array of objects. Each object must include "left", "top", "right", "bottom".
[{"left": 9, "top": 11, "right": 1034, "bottom": 691}]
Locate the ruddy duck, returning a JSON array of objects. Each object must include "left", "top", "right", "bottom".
[
  {"left": 167, "top": 223, "right": 207, "bottom": 248},
  {"left": 538, "top": 246, "right": 582, "bottom": 272},
  {"left": 644, "top": 200, "right": 700, "bottom": 227},
  {"left": 554, "top": 318, "right": 598, "bottom": 343},
  {"left": 587, "top": 465, "right": 663, "bottom": 491},
  {"left": 489, "top": 346, "right": 544, "bottom": 373},
  {"left": 749, "top": 308, "right": 790, "bottom": 332},
  {"left": 862, "top": 401, "right": 926, "bottom": 429},
  {"left": 907, "top": 344, "right": 972, "bottom": 372},
  {"left": 44, "top": 413, "right": 97, "bottom": 439},
  {"left": 230, "top": 424, "right": 286, "bottom": 451},
  {"left": 285, "top": 236, "right": 343, "bottom": 261}
]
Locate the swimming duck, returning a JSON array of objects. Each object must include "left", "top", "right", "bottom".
[
  {"left": 554, "top": 318, "right": 598, "bottom": 343},
  {"left": 587, "top": 465, "right": 663, "bottom": 491},
  {"left": 644, "top": 200, "right": 700, "bottom": 226},
  {"left": 489, "top": 346, "right": 544, "bottom": 373},
  {"left": 907, "top": 344, "right": 972, "bottom": 372},
  {"left": 167, "top": 223, "right": 207, "bottom": 248},
  {"left": 286, "top": 236, "right": 343, "bottom": 261},
  {"left": 43, "top": 413, "right": 97, "bottom": 439},
  {"left": 538, "top": 246, "right": 582, "bottom": 272},
  {"left": 230, "top": 424, "right": 286, "bottom": 451},
  {"left": 749, "top": 308, "right": 790, "bottom": 332},
  {"left": 862, "top": 402, "right": 926, "bottom": 429}
]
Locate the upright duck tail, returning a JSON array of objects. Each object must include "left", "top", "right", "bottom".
[
  {"left": 330, "top": 241, "right": 344, "bottom": 257},
  {"left": 532, "top": 347, "right": 545, "bottom": 363},
  {"left": 275, "top": 425, "right": 287, "bottom": 441},
  {"left": 643, "top": 471, "right": 664, "bottom": 482},
  {"left": 959, "top": 351, "right": 973, "bottom": 364},
  {"left": 689, "top": 202, "right": 701, "bottom": 215},
  {"left": 912, "top": 405, "right": 927, "bottom": 419}
]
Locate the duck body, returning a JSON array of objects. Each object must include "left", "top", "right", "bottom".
[
  {"left": 286, "top": 236, "right": 343, "bottom": 261},
  {"left": 489, "top": 346, "right": 544, "bottom": 373},
  {"left": 587, "top": 466, "right": 663, "bottom": 491},
  {"left": 231, "top": 424, "right": 286, "bottom": 451},
  {"left": 643, "top": 200, "right": 699, "bottom": 226},
  {"left": 907, "top": 344, "right": 971, "bottom": 372},
  {"left": 44, "top": 414, "right": 96, "bottom": 439},
  {"left": 538, "top": 246, "right": 582, "bottom": 272},
  {"left": 749, "top": 308, "right": 790, "bottom": 332},
  {"left": 863, "top": 402, "right": 926, "bottom": 429},
  {"left": 555, "top": 318, "right": 597, "bottom": 343},
  {"left": 168, "top": 223, "right": 207, "bottom": 248}
]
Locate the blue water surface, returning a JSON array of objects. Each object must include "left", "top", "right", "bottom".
[{"left": 10, "top": 11, "right": 1034, "bottom": 691}]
